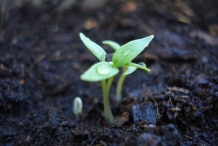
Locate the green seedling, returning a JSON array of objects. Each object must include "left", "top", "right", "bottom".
[
  {"left": 79, "top": 33, "right": 153, "bottom": 125},
  {"left": 102, "top": 41, "right": 150, "bottom": 102}
]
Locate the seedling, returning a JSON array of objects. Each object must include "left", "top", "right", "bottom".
[
  {"left": 79, "top": 33, "right": 153, "bottom": 125},
  {"left": 73, "top": 97, "right": 83, "bottom": 116},
  {"left": 102, "top": 41, "right": 149, "bottom": 102}
]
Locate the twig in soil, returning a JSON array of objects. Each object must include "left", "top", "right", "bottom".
[
  {"left": 150, "top": 98, "right": 161, "bottom": 121},
  {"left": 170, "top": 107, "right": 181, "bottom": 112},
  {"left": 203, "top": 105, "right": 209, "bottom": 112},
  {"left": 200, "top": 110, "right": 205, "bottom": 123},
  {"left": 90, "top": 136, "right": 99, "bottom": 146},
  {"left": 177, "top": 118, "right": 192, "bottom": 130},
  {"left": 30, "top": 54, "right": 45, "bottom": 70},
  {"left": 174, "top": 97, "right": 192, "bottom": 106},
  {"left": 167, "top": 87, "right": 190, "bottom": 94},
  {"left": 185, "top": 135, "right": 193, "bottom": 140}
]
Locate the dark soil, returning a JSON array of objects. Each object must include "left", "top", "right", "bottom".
[{"left": 1, "top": 0, "right": 218, "bottom": 145}]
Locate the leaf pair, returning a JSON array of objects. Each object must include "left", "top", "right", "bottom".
[
  {"left": 79, "top": 33, "right": 153, "bottom": 82},
  {"left": 103, "top": 40, "right": 151, "bottom": 74}
]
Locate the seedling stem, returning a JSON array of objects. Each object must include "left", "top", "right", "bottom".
[
  {"left": 116, "top": 67, "right": 127, "bottom": 102},
  {"left": 101, "top": 76, "right": 115, "bottom": 125}
]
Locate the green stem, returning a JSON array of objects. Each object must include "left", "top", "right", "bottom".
[
  {"left": 116, "top": 67, "right": 127, "bottom": 102},
  {"left": 101, "top": 77, "right": 115, "bottom": 125},
  {"left": 107, "top": 76, "right": 115, "bottom": 91}
]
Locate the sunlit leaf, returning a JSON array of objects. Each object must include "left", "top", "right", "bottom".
[
  {"left": 112, "top": 35, "right": 154, "bottom": 68},
  {"left": 80, "top": 62, "right": 119, "bottom": 82},
  {"left": 79, "top": 33, "right": 106, "bottom": 61}
]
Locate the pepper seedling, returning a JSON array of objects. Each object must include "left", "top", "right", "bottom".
[
  {"left": 79, "top": 33, "right": 153, "bottom": 125},
  {"left": 102, "top": 41, "right": 149, "bottom": 102}
]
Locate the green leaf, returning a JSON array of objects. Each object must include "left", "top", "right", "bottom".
[
  {"left": 127, "top": 62, "right": 150, "bottom": 72},
  {"left": 80, "top": 62, "right": 119, "bottom": 82},
  {"left": 112, "top": 35, "right": 154, "bottom": 68},
  {"left": 102, "top": 40, "right": 121, "bottom": 51},
  {"left": 123, "top": 66, "right": 137, "bottom": 75},
  {"left": 79, "top": 33, "right": 106, "bottom": 61}
]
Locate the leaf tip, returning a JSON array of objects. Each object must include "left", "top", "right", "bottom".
[
  {"left": 79, "top": 32, "right": 84, "bottom": 38},
  {"left": 148, "top": 35, "right": 154, "bottom": 41},
  {"left": 80, "top": 74, "right": 85, "bottom": 81},
  {"left": 102, "top": 40, "right": 107, "bottom": 44}
]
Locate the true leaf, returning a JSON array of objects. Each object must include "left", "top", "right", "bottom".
[
  {"left": 79, "top": 33, "right": 106, "bottom": 61},
  {"left": 80, "top": 62, "right": 119, "bottom": 82},
  {"left": 112, "top": 35, "right": 154, "bottom": 68}
]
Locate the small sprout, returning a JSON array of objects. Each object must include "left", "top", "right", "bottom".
[
  {"left": 79, "top": 33, "right": 153, "bottom": 125},
  {"left": 73, "top": 97, "right": 83, "bottom": 116}
]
